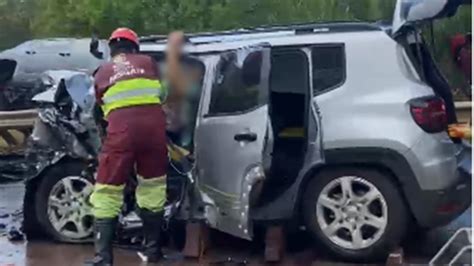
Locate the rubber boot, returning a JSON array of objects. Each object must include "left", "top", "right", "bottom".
[
  {"left": 137, "top": 209, "right": 164, "bottom": 263},
  {"left": 84, "top": 218, "right": 117, "bottom": 266}
]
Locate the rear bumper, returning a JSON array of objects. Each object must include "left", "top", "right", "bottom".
[
  {"left": 408, "top": 143, "right": 471, "bottom": 228},
  {"left": 410, "top": 171, "right": 471, "bottom": 228}
]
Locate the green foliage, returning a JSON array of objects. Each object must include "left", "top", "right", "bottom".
[
  {"left": 0, "top": 0, "right": 470, "bottom": 96},
  {"left": 0, "top": 0, "right": 35, "bottom": 49}
]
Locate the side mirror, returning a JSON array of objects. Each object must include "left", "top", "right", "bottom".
[
  {"left": 241, "top": 51, "right": 262, "bottom": 87},
  {"left": 90, "top": 35, "right": 104, "bottom": 60}
]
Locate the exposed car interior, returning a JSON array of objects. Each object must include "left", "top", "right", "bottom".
[
  {"left": 151, "top": 54, "right": 205, "bottom": 152},
  {"left": 259, "top": 49, "right": 310, "bottom": 204}
]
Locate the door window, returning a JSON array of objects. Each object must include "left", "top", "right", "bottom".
[
  {"left": 312, "top": 45, "right": 345, "bottom": 94},
  {"left": 208, "top": 51, "right": 267, "bottom": 115}
]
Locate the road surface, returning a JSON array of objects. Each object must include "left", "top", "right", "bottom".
[{"left": 0, "top": 182, "right": 471, "bottom": 266}]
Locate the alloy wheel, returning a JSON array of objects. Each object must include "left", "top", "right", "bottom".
[
  {"left": 316, "top": 176, "right": 388, "bottom": 250},
  {"left": 47, "top": 176, "right": 94, "bottom": 240}
]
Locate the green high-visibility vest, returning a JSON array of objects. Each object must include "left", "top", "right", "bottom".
[{"left": 101, "top": 78, "right": 167, "bottom": 117}]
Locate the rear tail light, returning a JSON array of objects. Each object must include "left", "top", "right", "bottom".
[{"left": 409, "top": 96, "right": 447, "bottom": 133}]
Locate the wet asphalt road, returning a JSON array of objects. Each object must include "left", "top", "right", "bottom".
[{"left": 0, "top": 181, "right": 471, "bottom": 266}]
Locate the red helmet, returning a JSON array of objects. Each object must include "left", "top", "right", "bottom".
[{"left": 109, "top": 28, "right": 139, "bottom": 46}]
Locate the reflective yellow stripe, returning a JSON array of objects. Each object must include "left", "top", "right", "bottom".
[
  {"left": 90, "top": 183, "right": 125, "bottom": 218},
  {"left": 278, "top": 127, "right": 305, "bottom": 138},
  {"left": 136, "top": 175, "right": 167, "bottom": 212},
  {"left": 105, "top": 78, "right": 162, "bottom": 97},
  {"left": 101, "top": 78, "right": 166, "bottom": 117},
  {"left": 102, "top": 95, "right": 161, "bottom": 117}
]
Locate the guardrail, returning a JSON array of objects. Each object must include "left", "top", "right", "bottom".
[
  {"left": 455, "top": 101, "right": 471, "bottom": 124},
  {"left": 0, "top": 102, "right": 471, "bottom": 155},
  {"left": 0, "top": 109, "right": 37, "bottom": 154}
]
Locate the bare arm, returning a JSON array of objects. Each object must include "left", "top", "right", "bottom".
[{"left": 166, "top": 31, "right": 187, "bottom": 102}]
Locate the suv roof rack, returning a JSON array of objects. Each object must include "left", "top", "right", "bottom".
[{"left": 139, "top": 21, "right": 381, "bottom": 44}]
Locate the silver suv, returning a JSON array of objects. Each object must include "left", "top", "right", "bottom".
[{"left": 139, "top": 1, "right": 470, "bottom": 261}]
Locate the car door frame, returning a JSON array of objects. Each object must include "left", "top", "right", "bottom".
[
  {"left": 191, "top": 44, "right": 272, "bottom": 240},
  {"left": 250, "top": 45, "right": 325, "bottom": 222}
]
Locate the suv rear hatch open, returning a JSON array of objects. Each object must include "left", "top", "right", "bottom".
[
  {"left": 392, "top": 0, "right": 471, "bottom": 176},
  {"left": 392, "top": 0, "right": 471, "bottom": 36},
  {"left": 391, "top": 0, "right": 471, "bottom": 125}
]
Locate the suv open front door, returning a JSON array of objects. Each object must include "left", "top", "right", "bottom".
[{"left": 194, "top": 44, "right": 271, "bottom": 240}]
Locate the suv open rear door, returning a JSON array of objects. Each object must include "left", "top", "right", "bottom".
[{"left": 392, "top": 0, "right": 471, "bottom": 36}]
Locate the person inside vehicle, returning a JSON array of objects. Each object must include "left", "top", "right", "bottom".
[
  {"left": 86, "top": 28, "right": 186, "bottom": 266},
  {"left": 163, "top": 58, "right": 205, "bottom": 150}
]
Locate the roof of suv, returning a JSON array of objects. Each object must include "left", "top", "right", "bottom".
[{"left": 140, "top": 21, "right": 386, "bottom": 54}]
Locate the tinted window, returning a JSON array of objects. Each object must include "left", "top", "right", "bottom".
[
  {"left": 271, "top": 51, "right": 308, "bottom": 94},
  {"left": 312, "top": 45, "right": 345, "bottom": 94},
  {"left": 209, "top": 52, "right": 265, "bottom": 115}
]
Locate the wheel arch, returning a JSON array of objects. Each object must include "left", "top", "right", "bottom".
[
  {"left": 25, "top": 155, "right": 83, "bottom": 182},
  {"left": 23, "top": 157, "right": 89, "bottom": 240},
  {"left": 296, "top": 147, "right": 418, "bottom": 223}
]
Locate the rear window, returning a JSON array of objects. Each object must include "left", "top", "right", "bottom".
[{"left": 312, "top": 45, "right": 345, "bottom": 94}]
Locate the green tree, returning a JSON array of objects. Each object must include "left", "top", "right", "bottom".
[
  {"left": 0, "top": 0, "right": 470, "bottom": 97},
  {"left": 0, "top": 0, "right": 36, "bottom": 49}
]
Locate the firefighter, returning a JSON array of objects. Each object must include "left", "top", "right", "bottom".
[{"left": 85, "top": 28, "right": 185, "bottom": 266}]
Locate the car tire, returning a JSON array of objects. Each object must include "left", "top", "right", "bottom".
[
  {"left": 302, "top": 168, "right": 408, "bottom": 262},
  {"left": 34, "top": 160, "right": 94, "bottom": 243}
]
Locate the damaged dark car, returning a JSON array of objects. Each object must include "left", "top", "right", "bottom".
[
  {"left": 21, "top": 69, "right": 193, "bottom": 246},
  {"left": 0, "top": 38, "right": 108, "bottom": 111}
]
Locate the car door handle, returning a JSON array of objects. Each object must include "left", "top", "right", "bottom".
[{"left": 234, "top": 132, "right": 257, "bottom": 142}]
